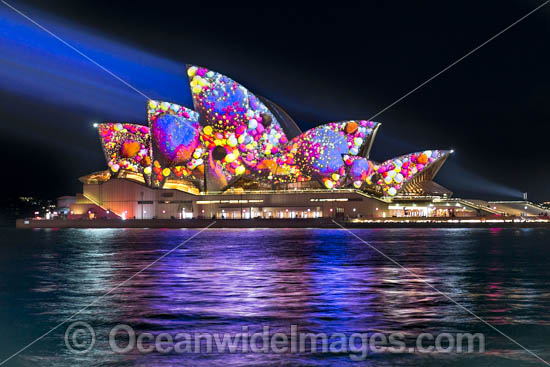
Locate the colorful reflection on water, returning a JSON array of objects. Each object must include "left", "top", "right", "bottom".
[{"left": 0, "top": 228, "right": 549, "bottom": 366}]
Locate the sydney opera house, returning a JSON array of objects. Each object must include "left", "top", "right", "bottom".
[{"left": 69, "top": 65, "right": 504, "bottom": 220}]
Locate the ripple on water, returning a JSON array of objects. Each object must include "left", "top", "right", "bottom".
[{"left": 0, "top": 228, "right": 549, "bottom": 366}]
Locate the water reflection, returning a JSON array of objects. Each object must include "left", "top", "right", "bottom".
[{"left": 0, "top": 228, "right": 549, "bottom": 366}]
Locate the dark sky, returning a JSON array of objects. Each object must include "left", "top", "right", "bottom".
[{"left": 1, "top": 1, "right": 549, "bottom": 201}]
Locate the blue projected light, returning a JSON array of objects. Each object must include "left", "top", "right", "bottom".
[{"left": 0, "top": 5, "right": 191, "bottom": 120}]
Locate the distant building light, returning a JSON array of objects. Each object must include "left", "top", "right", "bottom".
[
  {"left": 450, "top": 149, "right": 454, "bottom": 154},
  {"left": 106, "top": 210, "right": 110, "bottom": 214},
  {"left": 92, "top": 122, "right": 99, "bottom": 128}
]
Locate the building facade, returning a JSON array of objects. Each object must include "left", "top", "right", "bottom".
[{"left": 71, "top": 64, "right": 512, "bottom": 220}]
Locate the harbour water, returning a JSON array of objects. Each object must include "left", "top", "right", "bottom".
[{"left": 0, "top": 228, "right": 549, "bottom": 366}]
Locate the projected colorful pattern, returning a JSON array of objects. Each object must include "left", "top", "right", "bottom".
[
  {"left": 273, "top": 120, "right": 378, "bottom": 188},
  {"left": 97, "top": 123, "right": 151, "bottom": 177},
  {"left": 147, "top": 100, "right": 204, "bottom": 187},
  {"left": 344, "top": 156, "right": 375, "bottom": 189},
  {"left": 95, "top": 67, "right": 449, "bottom": 196},
  {"left": 187, "top": 65, "right": 289, "bottom": 187},
  {"left": 367, "top": 150, "right": 448, "bottom": 196}
]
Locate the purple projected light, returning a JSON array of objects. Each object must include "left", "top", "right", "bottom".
[{"left": 152, "top": 114, "right": 200, "bottom": 166}]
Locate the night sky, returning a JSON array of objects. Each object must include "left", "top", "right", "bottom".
[{"left": 1, "top": 1, "right": 549, "bottom": 201}]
